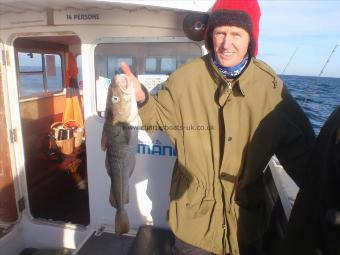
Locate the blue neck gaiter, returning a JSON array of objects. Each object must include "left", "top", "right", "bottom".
[{"left": 213, "top": 54, "right": 249, "bottom": 78}]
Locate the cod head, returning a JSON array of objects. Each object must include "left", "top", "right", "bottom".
[{"left": 107, "top": 74, "right": 138, "bottom": 125}]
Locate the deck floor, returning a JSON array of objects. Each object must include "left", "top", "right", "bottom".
[
  {"left": 75, "top": 226, "right": 174, "bottom": 255},
  {"left": 75, "top": 232, "right": 135, "bottom": 255},
  {"left": 0, "top": 226, "right": 10, "bottom": 239}
]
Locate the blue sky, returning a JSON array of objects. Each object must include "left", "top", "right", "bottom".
[{"left": 258, "top": 1, "right": 340, "bottom": 78}]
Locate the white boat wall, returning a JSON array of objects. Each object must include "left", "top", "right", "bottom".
[{"left": 0, "top": 1, "right": 297, "bottom": 254}]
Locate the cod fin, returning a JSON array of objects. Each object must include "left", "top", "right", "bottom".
[{"left": 115, "top": 208, "right": 130, "bottom": 235}]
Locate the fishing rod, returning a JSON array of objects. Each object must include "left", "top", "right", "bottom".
[
  {"left": 303, "top": 44, "right": 339, "bottom": 105},
  {"left": 282, "top": 46, "right": 299, "bottom": 74},
  {"left": 317, "top": 44, "right": 339, "bottom": 78}
]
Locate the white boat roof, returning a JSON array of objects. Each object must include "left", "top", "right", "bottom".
[{"left": 0, "top": 0, "right": 213, "bottom": 16}]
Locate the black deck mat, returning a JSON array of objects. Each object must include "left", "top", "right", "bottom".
[
  {"left": 75, "top": 232, "right": 134, "bottom": 255},
  {"left": 127, "top": 226, "right": 174, "bottom": 255},
  {"left": 19, "top": 248, "right": 73, "bottom": 255}
]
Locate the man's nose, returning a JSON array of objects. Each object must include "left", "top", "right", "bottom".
[{"left": 221, "top": 35, "right": 232, "bottom": 49}]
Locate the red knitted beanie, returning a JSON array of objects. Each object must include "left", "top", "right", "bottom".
[{"left": 205, "top": 0, "right": 261, "bottom": 57}]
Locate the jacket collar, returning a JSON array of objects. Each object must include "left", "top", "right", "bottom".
[{"left": 204, "top": 53, "right": 255, "bottom": 96}]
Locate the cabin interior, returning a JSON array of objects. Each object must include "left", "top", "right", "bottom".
[{"left": 13, "top": 35, "right": 90, "bottom": 227}]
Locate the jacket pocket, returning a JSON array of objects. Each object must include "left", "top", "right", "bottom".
[
  {"left": 170, "top": 169, "right": 215, "bottom": 219},
  {"left": 183, "top": 184, "right": 215, "bottom": 219}
]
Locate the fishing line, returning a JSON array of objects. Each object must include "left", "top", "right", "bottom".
[
  {"left": 303, "top": 44, "right": 338, "bottom": 106},
  {"left": 282, "top": 46, "right": 299, "bottom": 74}
]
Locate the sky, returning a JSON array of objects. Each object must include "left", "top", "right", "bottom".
[
  {"left": 258, "top": 1, "right": 340, "bottom": 78},
  {"left": 111, "top": 0, "right": 340, "bottom": 78}
]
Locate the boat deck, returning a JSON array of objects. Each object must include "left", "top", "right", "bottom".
[
  {"left": 74, "top": 226, "right": 174, "bottom": 255},
  {"left": 76, "top": 232, "right": 134, "bottom": 255}
]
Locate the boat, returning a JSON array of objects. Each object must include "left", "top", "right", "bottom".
[{"left": 0, "top": 1, "right": 337, "bottom": 254}]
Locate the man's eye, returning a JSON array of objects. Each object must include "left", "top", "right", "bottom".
[{"left": 214, "top": 32, "right": 225, "bottom": 38}]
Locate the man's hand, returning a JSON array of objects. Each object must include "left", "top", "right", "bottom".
[{"left": 120, "top": 62, "right": 146, "bottom": 103}]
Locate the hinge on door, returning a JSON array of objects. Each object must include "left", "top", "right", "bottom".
[
  {"left": 9, "top": 128, "right": 17, "bottom": 143},
  {"left": 1, "top": 50, "right": 10, "bottom": 66},
  {"left": 18, "top": 197, "right": 25, "bottom": 212}
]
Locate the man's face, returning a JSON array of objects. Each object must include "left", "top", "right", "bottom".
[{"left": 212, "top": 25, "right": 250, "bottom": 67}]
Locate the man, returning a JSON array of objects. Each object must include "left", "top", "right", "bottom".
[{"left": 121, "top": 0, "right": 315, "bottom": 254}]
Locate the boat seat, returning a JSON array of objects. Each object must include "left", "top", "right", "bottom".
[{"left": 128, "top": 225, "right": 175, "bottom": 255}]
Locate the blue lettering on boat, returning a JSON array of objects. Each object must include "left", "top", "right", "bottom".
[{"left": 137, "top": 143, "right": 176, "bottom": 156}]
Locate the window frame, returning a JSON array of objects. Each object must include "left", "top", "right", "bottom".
[{"left": 16, "top": 49, "right": 64, "bottom": 99}]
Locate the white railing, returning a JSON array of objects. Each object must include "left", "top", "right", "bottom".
[{"left": 268, "top": 156, "right": 299, "bottom": 220}]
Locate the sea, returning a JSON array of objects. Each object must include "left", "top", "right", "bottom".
[{"left": 280, "top": 75, "right": 340, "bottom": 134}]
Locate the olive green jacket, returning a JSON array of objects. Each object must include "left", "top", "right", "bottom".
[{"left": 138, "top": 54, "right": 315, "bottom": 255}]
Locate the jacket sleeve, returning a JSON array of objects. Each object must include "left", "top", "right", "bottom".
[
  {"left": 138, "top": 77, "right": 179, "bottom": 135},
  {"left": 275, "top": 86, "right": 316, "bottom": 188}
]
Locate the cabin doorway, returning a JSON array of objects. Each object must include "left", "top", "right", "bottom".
[
  {"left": 0, "top": 41, "right": 19, "bottom": 237},
  {"left": 14, "top": 35, "right": 89, "bottom": 226}
]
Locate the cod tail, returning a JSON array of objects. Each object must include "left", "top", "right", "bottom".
[{"left": 115, "top": 208, "right": 130, "bottom": 235}]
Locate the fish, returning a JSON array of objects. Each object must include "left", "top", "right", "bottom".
[{"left": 101, "top": 74, "right": 140, "bottom": 235}]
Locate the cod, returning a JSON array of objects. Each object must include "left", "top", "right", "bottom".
[{"left": 101, "top": 74, "right": 140, "bottom": 235}]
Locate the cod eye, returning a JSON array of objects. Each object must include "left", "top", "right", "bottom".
[{"left": 112, "top": 96, "right": 120, "bottom": 103}]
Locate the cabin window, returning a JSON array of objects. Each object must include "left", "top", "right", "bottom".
[
  {"left": 76, "top": 54, "right": 83, "bottom": 90},
  {"left": 108, "top": 57, "right": 133, "bottom": 79},
  {"left": 160, "top": 57, "right": 176, "bottom": 74},
  {"left": 17, "top": 51, "right": 63, "bottom": 98},
  {"left": 145, "top": 57, "right": 157, "bottom": 73},
  {"left": 94, "top": 42, "right": 201, "bottom": 115}
]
